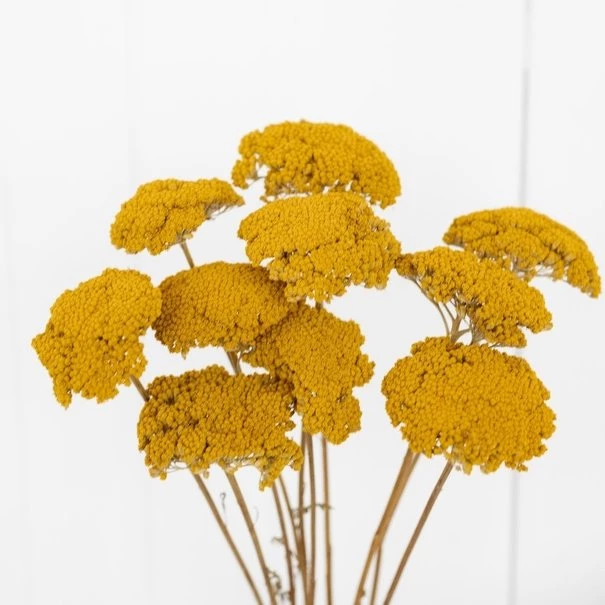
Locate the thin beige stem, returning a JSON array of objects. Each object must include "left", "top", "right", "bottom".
[
  {"left": 306, "top": 435, "right": 317, "bottom": 605},
  {"left": 129, "top": 374, "right": 150, "bottom": 402},
  {"left": 369, "top": 546, "right": 382, "bottom": 605},
  {"left": 321, "top": 437, "right": 333, "bottom": 605},
  {"left": 383, "top": 461, "right": 454, "bottom": 605},
  {"left": 226, "top": 472, "right": 277, "bottom": 605},
  {"left": 226, "top": 350, "right": 241, "bottom": 374},
  {"left": 272, "top": 484, "right": 296, "bottom": 605},
  {"left": 179, "top": 240, "right": 195, "bottom": 269},
  {"left": 298, "top": 433, "right": 309, "bottom": 603},
  {"left": 353, "top": 448, "right": 418, "bottom": 604},
  {"left": 192, "top": 472, "right": 264, "bottom": 605},
  {"left": 280, "top": 476, "right": 309, "bottom": 605}
]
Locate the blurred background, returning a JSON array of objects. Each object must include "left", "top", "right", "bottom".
[{"left": 0, "top": 1, "right": 603, "bottom": 603}]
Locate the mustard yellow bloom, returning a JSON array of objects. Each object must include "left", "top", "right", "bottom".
[
  {"left": 443, "top": 207, "right": 601, "bottom": 297},
  {"left": 137, "top": 366, "right": 302, "bottom": 488},
  {"left": 153, "top": 262, "right": 299, "bottom": 354},
  {"left": 243, "top": 305, "right": 374, "bottom": 444},
  {"left": 32, "top": 269, "right": 162, "bottom": 407},
  {"left": 382, "top": 337, "right": 555, "bottom": 472},
  {"left": 232, "top": 121, "right": 401, "bottom": 208},
  {"left": 111, "top": 178, "right": 244, "bottom": 255},
  {"left": 396, "top": 247, "right": 552, "bottom": 347},
  {"left": 239, "top": 193, "right": 402, "bottom": 303}
]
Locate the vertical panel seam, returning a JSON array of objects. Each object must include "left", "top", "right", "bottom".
[{"left": 509, "top": 2, "right": 533, "bottom": 605}]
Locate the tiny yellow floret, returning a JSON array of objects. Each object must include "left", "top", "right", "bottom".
[
  {"left": 232, "top": 121, "right": 401, "bottom": 208},
  {"left": 137, "top": 366, "right": 302, "bottom": 489},
  {"left": 239, "top": 193, "right": 402, "bottom": 303},
  {"left": 153, "top": 262, "right": 299, "bottom": 354},
  {"left": 396, "top": 247, "right": 552, "bottom": 347},
  {"left": 382, "top": 337, "right": 555, "bottom": 472},
  {"left": 32, "top": 269, "right": 162, "bottom": 407},
  {"left": 443, "top": 207, "right": 601, "bottom": 297},
  {"left": 111, "top": 178, "right": 243, "bottom": 255},
  {"left": 243, "top": 305, "right": 374, "bottom": 444}
]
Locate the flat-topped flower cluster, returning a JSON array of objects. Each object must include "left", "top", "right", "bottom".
[{"left": 33, "top": 120, "right": 600, "bottom": 488}]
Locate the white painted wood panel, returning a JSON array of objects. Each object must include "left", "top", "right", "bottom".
[
  {"left": 4, "top": 1, "right": 586, "bottom": 604},
  {"left": 518, "top": 2, "right": 605, "bottom": 604}
]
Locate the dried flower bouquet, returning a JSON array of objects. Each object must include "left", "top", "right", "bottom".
[{"left": 33, "top": 121, "right": 600, "bottom": 604}]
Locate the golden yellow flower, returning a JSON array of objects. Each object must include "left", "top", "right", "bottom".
[
  {"left": 239, "top": 193, "right": 402, "bottom": 303},
  {"left": 153, "top": 262, "right": 299, "bottom": 354},
  {"left": 111, "top": 178, "right": 244, "bottom": 255},
  {"left": 32, "top": 269, "right": 162, "bottom": 407},
  {"left": 382, "top": 337, "right": 555, "bottom": 472},
  {"left": 396, "top": 247, "right": 552, "bottom": 347},
  {"left": 231, "top": 121, "right": 401, "bottom": 208},
  {"left": 137, "top": 366, "right": 302, "bottom": 488},
  {"left": 243, "top": 305, "right": 374, "bottom": 444},
  {"left": 443, "top": 207, "right": 601, "bottom": 297}
]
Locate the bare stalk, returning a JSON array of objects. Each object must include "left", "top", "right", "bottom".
[
  {"left": 383, "top": 461, "right": 454, "bottom": 605},
  {"left": 321, "top": 437, "right": 333, "bottom": 605},
  {"left": 272, "top": 484, "right": 296, "bottom": 604},
  {"left": 353, "top": 448, "right": 418, "bottom": 604},
  {"left": 369, "top": 546, "right": 382, "bottom": 605},
  {"left": 306, "top": 434, "right": 317, "bottom": 605},
  {"left": 226, "top": 472, "right": 278, "bottom": 605},
  {"left": 192, "top": 473, "right": 264, "bottom": 605},
  {"left": 179, "top": 239, "right": 195, "bottom": 269},
  {"left": 298, "top": 433, "right": 309, "bottom": 603},
  {"left": 280, "top": 476, "right": 309, "bottom": 604},
  {"left": 129, "top": 374, "right": 150, "bottom": 402}
]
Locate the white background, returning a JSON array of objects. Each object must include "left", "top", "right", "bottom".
[{"left": 1, "top": 1, "right": 604, "bottom": 604}]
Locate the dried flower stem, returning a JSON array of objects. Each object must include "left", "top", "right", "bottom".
[
  {"left": 272, "top": 484, "right": 296, "bottom": 605},
  {"left": 192, "top": 472, "right": 264, "bottom": 605},
  {"left": 321, "top": 436, "right": 333, "bottom": 605},
  {"left": 226, "top": 472, "right": 277, "bottom": 605},
  {"left": 280, "top": 476, "right": 309, "bottom": 604},
  {"left": 369, "top": 546, "right": 382, "bottom": 605},
  {"left": 383, "top": 461, "right": 454, "bottom": 605},
  {"left": 179, "top": 240, "right": 195, "bottom": 269},
  {"left": 298, "top": 433, "right": 309, "bottom": 604},
  {"left": 306, "top": 434, "right": 317, "bottom": 605},
  {"left": 129, "top": 375, "right": 263, "bottom": 604},
  {"left": 129, "top": 374, "right": 150, "bottom": 402},
  {"left": 354, "top": 447, "right": 418, "bottom": 604}
]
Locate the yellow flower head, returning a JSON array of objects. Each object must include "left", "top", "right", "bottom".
[
  {"left": 382, "top": 337, "right": 555, "bottom": 472},
  {"left": 153, "top": 262, "right": 299, "bottom": 354},
  {"left": 238, "top": 193, "right": 402, "bottom": 303},
  {"left": 137, "top": 366, "right": 302, "bottom": 489},
  {"left": 32, "top": 269, "right": 162, "bottom": 407},
  {"left": 396, "top": 247, "right": 552, "bottom": 347},
  {"left": 232, "top": 121, "right": 401, "bottom": 208},
  {"left": 443, "top": 207, "right": 601, "bottom": 297},
  {"left": 242, "top": 305, "right": 374, "bottom": 444},
  {"left": 111, "top": 178, "right": 244, "bottom": 255}
]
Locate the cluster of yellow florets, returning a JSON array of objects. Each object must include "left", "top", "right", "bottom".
[
  {"left": 32, "top": 269, "right": 162, "bottom": 407},
  {"left": 137, "top": 366, "right": 302, "bottom": 488},
  {"left": 443, "top": 207, "right": 601, "bottom": 297},
  {"left": 382, "top": 337, "right": 555, "bottom": 472},
  {"left": 243, "top": 305, "right": 374, "bottom": 444},
  {"left": 396, "top": 247, "right": 552, "bottom": 347},
  {"left": 231, "top": 121, "right": 401, "bottom": 208},
  {"left": 239, "top": 193, "right": 401, "bottom": 302},
  {"left": 111, "top": 178, "right": 243, "bottom": 255},
  {"left": 153, "top": 262, "right": 299, "bottom": 354}
]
